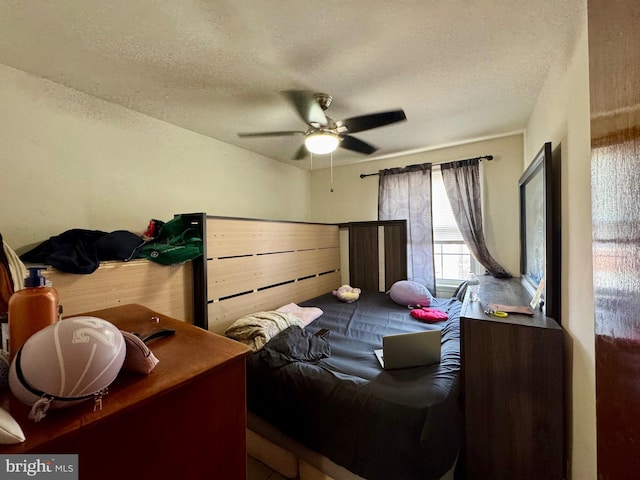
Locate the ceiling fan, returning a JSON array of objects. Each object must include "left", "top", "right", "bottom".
[{"left": 237, "top": 90, "right": 407, "bottom": 160}]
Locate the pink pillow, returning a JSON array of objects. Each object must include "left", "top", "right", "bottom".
[
  {"left": 276, "top": 303, "right": 323, "bottom": 327},
  {"left": 410, "top": 308, "right": 448, "bottom": 322}
]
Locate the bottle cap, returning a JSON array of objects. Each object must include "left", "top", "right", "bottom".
[{"left": 24, "top": 268, "right": 46, "bottom": 288}]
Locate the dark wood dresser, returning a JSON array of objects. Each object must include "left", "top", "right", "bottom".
[
  {"left": 0, "top": 304, "right": 251, "bottom": 480},
  {"left": 460, "top": 276, "right": 564, "bottom": 480}
]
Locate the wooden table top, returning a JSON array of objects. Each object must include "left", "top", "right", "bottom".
[{"left": 0, "top": 303, "right": 250, "bottom": 453}]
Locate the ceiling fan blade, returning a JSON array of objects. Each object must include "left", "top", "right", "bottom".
[
  {"left": 237, "top": 130, "right": 305, "bottom": 138},
  {"left": 293, "top": 144, "right": 308, "bottom": 160},
  {"left": 340, "top": 135, "right": 378, "bottom": 155},
  {"left": 337, "top": 109, "right": 406, "bottom": 134},
  {"left": 282, "top": 90, "right": 328, "bottom": 127}
]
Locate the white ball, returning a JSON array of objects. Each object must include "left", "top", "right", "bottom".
[{"left": 9, "top": 316, "right": 125, "bottom": 410}]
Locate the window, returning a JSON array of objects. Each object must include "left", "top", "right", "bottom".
[{"left": 431, "top": 166, "right": 478, "bottom": 285}]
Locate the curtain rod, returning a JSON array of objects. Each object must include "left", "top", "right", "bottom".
[{"left": 359, "top": 154, "right": 494, "bottom": 179}]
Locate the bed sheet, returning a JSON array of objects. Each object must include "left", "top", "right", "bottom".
[{"left": 246, "top": 290, "right": 462, "bottom": 480}]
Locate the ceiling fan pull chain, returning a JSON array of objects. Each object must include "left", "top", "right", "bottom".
[
  {"left": 310, "top": 152, "right": 313, "bottom": 171},
  {"left": 330, "top": 151, "right": 334, "bottom": 193}
]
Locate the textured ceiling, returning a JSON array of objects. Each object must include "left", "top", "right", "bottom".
[{"left": 0, "top": 0, "right": 585, "bottom": 169}]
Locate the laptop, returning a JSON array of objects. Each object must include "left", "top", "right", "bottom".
[{"left": 374, "top": 329, "right": 441, "bottom": 369}]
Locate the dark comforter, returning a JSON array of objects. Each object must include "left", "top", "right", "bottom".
[{"left": 246, "top": 290, "right": 462, "bottom": 480}]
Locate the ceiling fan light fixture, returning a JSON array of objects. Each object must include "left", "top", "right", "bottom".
[{"left": 304, "top": 131, "right": 340, "bottom": 154}]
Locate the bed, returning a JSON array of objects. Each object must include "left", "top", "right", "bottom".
[
  {"left": 180, "top": 214, "right": 463, "bottom": 480},
  {"left": 245, "top": 290, "right": 462, "bottom": 480}
]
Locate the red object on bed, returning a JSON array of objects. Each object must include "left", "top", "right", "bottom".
[{"left": 410, "top": 307, "right": 449, "bottom": 322}]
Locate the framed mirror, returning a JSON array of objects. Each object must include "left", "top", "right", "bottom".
[{"left": 519, "top": 142, "right": 560, "bottom": 320}]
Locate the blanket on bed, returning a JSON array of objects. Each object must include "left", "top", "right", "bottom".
[
  {"left": 225, "top": 311, "right": 303, "bottom": 352},
  {"left": 258, "top": 326, "right": 331, "bottom": 368}
]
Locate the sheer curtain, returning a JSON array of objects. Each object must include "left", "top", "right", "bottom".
[
  {"left": 440, "top": 158, "right": 511, "bottom": 278},
  {"left": 378, "top": 163, "right": 435, "bottom": 293}
]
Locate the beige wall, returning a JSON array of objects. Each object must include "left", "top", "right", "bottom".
[
  {"left": 0, "top": 64, "right": 311, "bottom": 251},
  {"left": 310, "top": 134, "right": 524, "bottom": 277},
  {"left": 524, "top": 17, "right": 595, "bottom": 480}
]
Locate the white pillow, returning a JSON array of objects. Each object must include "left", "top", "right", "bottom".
[
  {"left": 276, "top": 303, "right": 323, "bottom": 327},
  {"left": 388, "top": 280, "right": 433, "bottom": 307}
]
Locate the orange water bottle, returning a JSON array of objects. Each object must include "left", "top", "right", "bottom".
[{"left": 8, "top": 267, "right": 59, "bottom": 361}]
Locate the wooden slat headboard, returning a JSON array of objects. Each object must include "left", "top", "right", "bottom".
[
  {"left": 344, "top": 220, "right": 407, "bottom": 292},
  {"left": 37, "top": 216, "right": 405, "bottom": 333},
  {"left": 43, "top": 259, "right": 194, "bottom": 322},
  {"left": 197, "top": 216, "right": 341, "bottom": 333}
]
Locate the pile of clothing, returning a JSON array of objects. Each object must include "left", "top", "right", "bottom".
[{"left": 19, "top": 215, "right": 202, "bottom": 274}]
